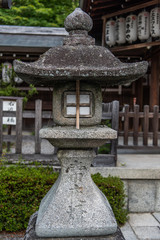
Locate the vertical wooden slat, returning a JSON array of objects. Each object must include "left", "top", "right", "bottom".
[
  {"left": 133, "top": 105, "right": 139, "bottom": 146},
  {"left": 150, "top": 54, "right": 160, "bottom": 111},
  {"left": 16, "top": 98, "right": 23, "bottom": 154},
  {"left": 7, "top": 125, "right": 12, "bottom": 152},
  {"left": 153, "top": 105, "right": 159, "bottom": 146},
  {"left": 111, "top": 101, "right": 119, "bottom": 131},
  {"left": 111, "top": 101, "right": 119, "bottom": 164},
  {"left": 102, "top": 17, "right": 106, "bottom": 47},
  {"left": 143, "top": 105, "right": 149, "bottom": 146},
  {"left": 103, "top": 102, "right": 110, "bottom": 113},
  {"left": 136, "top": 78, "right": 143, "bottom": 111},
  {"left": 0, "top": 99, "right": 3, "bottom": 154},
  {"left": 124, "top": 105, "right": 129, "bottom": 145},
  {"left": 102, "top": 103, "right": 104, "bottom": 113},
  {"left": 35, "top": 99, "right": 42, "bottom": 154}
]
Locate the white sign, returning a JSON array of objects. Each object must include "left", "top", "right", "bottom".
[
  {"left": 3, "top": 101, "right": 17, "bottom": 111},
  {"left": 3, "top": 117, "right": 16, "bottom": 125}
]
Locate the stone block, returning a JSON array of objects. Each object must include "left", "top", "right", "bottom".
[
  {"left": 120, "top": 222, "right": 138, "bottom": 240},
  {"left": 132, "top": 226, "right": 160, "bottom": 240},
  {"left": 122, "top": 180, "right": 128, "bottom": 210},
  {"left": 153, "top": 212, "right": 160, "bottom": 223},
  {"left": 128, "top": 213, "right": 159, "bottom": 227},
  {"left": 155, "top": 181, "right": 160, "bottom": 211},
  {"left": 52, "top": 82, "right": 102, "bottom": 126},
  {"left": 128, "top": 180, "right": 156, "bottom": 212},
  {"left": 24, "top": 212, "right": 126, "bottom": 240}
]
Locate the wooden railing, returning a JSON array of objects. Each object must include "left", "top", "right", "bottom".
[
  {"left": 0, "top": 99, "right": 160, "bottom": 159},
  {"left": 0, "top": 98, "right": 52, "bottom": 155},
  {"left": 119, "top": 104, "right": 160, "bottom": 149}
]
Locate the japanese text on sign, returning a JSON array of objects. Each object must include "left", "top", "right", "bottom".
[
  {"left": 3, "top": 117, "right": 16, "bottom": 125},
  {"left": 3, "top": 101, "right": 16, "bottom": 111},
  {"left": 2, "top": 100, "right": 17, "bottom": 125}
]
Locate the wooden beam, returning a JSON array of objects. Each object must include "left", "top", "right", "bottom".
[
  {"left": 111, "top": 41, "right": 160, "bottom": 53},
  {"left": 92, "top": 4, "right": 119, "bottom": 12},
  {"left": 81, "top": 0, "right": 91, "bottom": 12},
  {"left": 93, "top": 0, "right": 121, "bottom": 5},
  {"left": 91, "top": 7, "right": 120, "bottom": 17},
  {"left": 0, "top": 46, "right": 49, "bottom": 53},
  {"left": 150, "top": 54, "right": 160, "bottom": 111},
  {"left": 102, "top": 0, "right": 158, "bottom": 19},
  {"left": 92, "top": 1, "right": 123, "bottom": 12},
  {"left": 102, "top": 17, "right": 106, "bottom": 47}
]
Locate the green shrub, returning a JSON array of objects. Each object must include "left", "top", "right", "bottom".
[
  {"left": 92, "top": 173, "right": 128, "bottom": 225},
  {"left": 98, "top": 143, "right": 111, "bottom": 154},
  {"left": 98, "top": 120, "right": 112, "bottom": 154},
  {"left": 0, "top": 166, "right": 127, "bottom": 232}
]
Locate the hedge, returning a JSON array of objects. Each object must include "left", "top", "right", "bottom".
[{"left": 0, "top": 166, "right": 128, "bottom": 232}]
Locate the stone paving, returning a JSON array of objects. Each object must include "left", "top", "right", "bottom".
[
  {"left": 121, "top": 213, "right": 160, "bottom": 240},
  {"left": 0, "top": 213, "right": 160, "bottom": 240}
]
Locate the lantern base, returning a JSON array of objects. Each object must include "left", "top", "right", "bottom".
[
  {"left": 24, "top": 212, "right": 125, "bottom": 240},
  {"left": 35, "top": 149, "right": 117, "bottom": 238}
]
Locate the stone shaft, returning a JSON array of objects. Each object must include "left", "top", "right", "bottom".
[{"left": 35, "top": 149, "right": 117, "bottom": 238}]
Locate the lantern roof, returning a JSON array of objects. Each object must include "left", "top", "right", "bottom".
[{"left": 14, "top": 8, "right": 148, "bottom": 86}]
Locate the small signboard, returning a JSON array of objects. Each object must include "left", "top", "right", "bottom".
[
  {"left": 3, "top": 101, "right": 17, "bottom": 111},
  {"left": 2, "top": 100, "right": 17, "bottom": 125},
  {"left": 3, "top": 117, "right": 16, "bottom": 125}
]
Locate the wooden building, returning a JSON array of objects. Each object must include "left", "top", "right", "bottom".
[
  {"left": 80, "top": 0, "right": 160, "bottom": 111},
  {"left": 0, "top": 25, "right": 68, "bottom": 111}
]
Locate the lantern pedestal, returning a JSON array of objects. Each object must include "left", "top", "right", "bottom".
[
  {"left": 35, "top": 148, "right": 117, "bottom": 238},
  {"left": 24, "top": 211, "right": 125, "bottom": 240}
]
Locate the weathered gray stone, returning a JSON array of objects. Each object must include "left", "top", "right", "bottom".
[
  {"left": 132, "top": 226, "right": 160, "bottom": 240},
  {"left": 128, "top": 180, "right": 156, "bottom": 212},
  {"left": 52, "top": 82, "right": 102, "bottom": 126},
  {"left": 13, "top": 7, "right": 148, "bottom": 239},
  {"left": 24, "top": 212, "right": 125, "bottom": 240},
  {"left": 35, "top": 149, "right": 117, "bottom": 238},
  {"left": 90, "top": 167, "right": 160, "bottom": 179},
  {"left": 120, "top": 222, "right": 138, "bottom": 240},
  {"left": 128, "top": 213, "right": 159, "bottom": 227},
  {"left": 122, "top": 180, "right": 128, "bottom": 210},
  {"left": 14, "top": 9, "right": 148, "bottom": 87},
  {"left": 153, "top": 212, "right": 160, "bottom": 223},
  {"left": 155, "top": 181, "right": 160, "bottom": 211},
  {"left": 39, "top": 126, "right": 117, "bottom": 149},
  {"left": 64, "top": 8, "right": 93, "bottom": 33},
  {"left": 117, "top": 154, "right": 160, "bottom": 169},
  {"left": 90, "top": 167, "right": 160, "bottom": 213}
]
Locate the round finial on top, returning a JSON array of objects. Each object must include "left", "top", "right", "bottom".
[{"left": 64, "top": 8, "right": 93, "bottom": 32}]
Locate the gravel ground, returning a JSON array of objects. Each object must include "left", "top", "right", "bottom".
[
  {"left": 10, "top": 139, "right": 55, "bottom": 154},
  {"left": 0, "top": 231, "right": 24, "bottom": 240}
]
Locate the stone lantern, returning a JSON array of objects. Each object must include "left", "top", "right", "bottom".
[{"left": 14, "top": 8, "right": 148, "bottom": 240}]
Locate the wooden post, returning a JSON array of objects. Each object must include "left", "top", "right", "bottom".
[
  {"left": 35, "top": 99, "right": 42, "bottom": 154},
  {"left": 16, "top": 98, "right": 23, "bottom": 154},
  {"left": 133, "top": 105, "right": 139, "bottom": 146},
  {"left": 76, "top": 80, "right": 80, "bottom": 130},
  {"left": 153, "top": 105, "right": 159, "bottom": 146},
  {"left": 7, "top": 125, "right": 11, "bottom": 152},
  {"left": 124, "top": 105, "right": 129, "bottom": 145},
  {"left": 136, "top": 78, "right": 143, "bottom": 111},
  {"left": 111, "top": 101, "right": 119, "bottom": 164},
  {"left": 0, "top": 99, "right": 3, "bottom": 154},
  {"left": 143, "top": 105, "right": 149, "bottom": 146},
  {"left": 102, "top": 17, "right": 106, "bottom": 47},
  {"left": 150, "top": 54, "right": 160, "bottom": 111}
]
